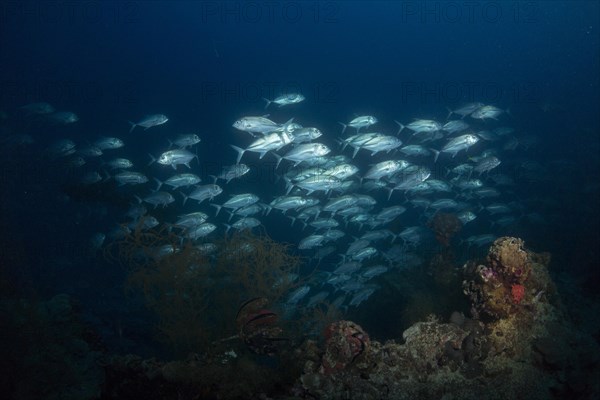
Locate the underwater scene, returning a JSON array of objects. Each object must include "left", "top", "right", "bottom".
[{"left": 1, "top": 1, "right": 599, "bottom": 399}]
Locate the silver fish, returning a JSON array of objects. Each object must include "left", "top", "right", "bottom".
[
  {"left": 363, "top": 160, "right": 410, "bottom": 180},
  {"left": 105, "top": 158, "right": 133, "bottom": 169},
  {"left": 339, "top": 115, "right": 377, "bottom": 133},
  {"left": 94, "top": 137, "right": 124, "bottom": 150},
  {"left": 151, "top": 149, "right": 197, "bottom": 170},
  {"left": 170, "top": 134, "right": 201, "bottom": 148},
  {"left": 231, "top": 131, "right": 293, "bottom": 163},
  {"left": 213, "top": 193, "right": 260, "bottom": 215},
  {"left": 277, "top": 143, "right": 331, "bottom": 168},
  {"left": 474, "top": 156, "right": 501, "bottom": 174},
  {"left": 213, "top": 164, "right": 250, "bottom": 184},
  {"left": 290, "top": 127, "right": 322, "bottom": 143},
  {"left": 396, "top": 119, "right": 442, "bottom": 135},
  {"left": 287, "top": 285, "right": 311, "bottom": 304},
  {"left": 446, "top": 102, "right": 484, "bottom": 119},
  {"left": 435, "top": 133, "right": 479, "bottom": 161},
  {"left": 470, "top": 105, "right": 508, "bottom": 121},
  {"left": 232, "top": 116, "right": 289, "bottom": 135},
  {"left": 263, "top": 93, "right": 305, "bottom": 109},
  {"left": 137, "top": 191, "right": 175, "bottom": 208},
  {"left": 183, "top": 184, "right": 223, "bottom": 205},
  {"left": 129, "top": 114, "right": 168, "bottom": 132},
  {"left": 114, "top": 171, "right": 148, "bottom": 185},
  {"left": 155, "top": 173, "right": 201, "bottom": 189}
]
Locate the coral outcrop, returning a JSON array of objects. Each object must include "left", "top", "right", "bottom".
[{"left": 97, "top": 237, "right": 600, "bottom": 399}]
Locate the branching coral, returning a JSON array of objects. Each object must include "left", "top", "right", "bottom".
[
  {"left": 215, "top": 231, "right": 302, "bottom": 303},
  {"left": 108, "top": 227, "right": 302, "bottom": 355}
]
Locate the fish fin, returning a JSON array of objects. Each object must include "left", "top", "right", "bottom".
[
  {"left": 153, "top": 177, "right": 163, "bottom": 191},
  {"left": 210, "top": 203, "right": 222, "bottom": 216},
  {"left": 134, "top": 195, "right": 142, "bottom": 204},
  {"left": 262, "top": 98, "right": 272, "bottom": 109},
  {"left": 184, "top": 162, "right": 191, "bottom": 169},
  {"left": 224, "top": 223, "right": 231, "bottom": 234},
  {"left": 272, "top": 153, "right": 283, "bottom": 169},
  {"left": 167, "top": 139, "right": 173, "bottom": 148},
  {"left": 446, "top": 107, "right": 453, "bottom": 120},
  {"left": 352, "top": 146, "right": 360, "bottom": 158},
  {"left": 128, "top": 121, "right": 136, "bottom": 133},
  {"left": 259, "top": 151, "right": 267, "bottom": 159},
  {"left": 147, "top": 153, "right": 156, "bottom": 166},
  {"left": 180, "top": 192, "right": 188, "bottom": 206},
  {"left": 394, "top": 120, "right": 405, "bottom": 135},
  {"left": 431, "top": 149, "right": 440, "bottom": 163},
  {"left": 209, "top": 175, "right": 218, "bottom": 184},
  {"left": 230, "top": 145, "right": 245, "bottom": 164},
  {"left": 338, "top": 122, "right": 347, "bottom": 134}
]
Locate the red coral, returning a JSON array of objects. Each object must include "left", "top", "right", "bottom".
[
  {"left": 320, "top": 321, "right": 370, "bottom": 375},
  {"left": 511, "top": 284, "right": 525, "bottom": 304}
]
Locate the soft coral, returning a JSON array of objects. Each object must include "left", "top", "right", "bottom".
[{"left": 511, "top": 284, "right": 525, "bottom": 304}]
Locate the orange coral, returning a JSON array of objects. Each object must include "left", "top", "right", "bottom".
[{"left": 511, "top": 284, "right": 525, "bottom": 304}]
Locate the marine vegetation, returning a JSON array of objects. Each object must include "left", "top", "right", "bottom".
[
  {"left": 106, "top": 224, "right": 302, "bottom": 356},
  {"left": 98, "top": 236, "right": 600, "bottom": 399}
]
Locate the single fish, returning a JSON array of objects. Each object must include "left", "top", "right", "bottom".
[
  {"left": 263, "top": 93, "right": 305, "bottom": 109},
  {"left": 128, "top": 114, "right": 168, "bottom": 132}
]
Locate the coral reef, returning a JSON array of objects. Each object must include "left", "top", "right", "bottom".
[
  {"left": 95, "top": 237, "right": 600, "bottom": 399},
  {"left": 320, "top": 321, "right": 370, "bottom": 375},
  {"left": 462, "top": 236, "right": 551, "bottom": 320},
  {"left": 293, "top": 237, "right": 600, "bottom": 399}
]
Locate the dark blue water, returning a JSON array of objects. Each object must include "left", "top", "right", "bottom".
[{"left": 1, "top": 0, "right": 599, "bottom": 359}]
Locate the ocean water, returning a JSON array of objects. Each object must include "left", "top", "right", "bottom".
[{"left": 0, "top": 1, "right": 599, "bottom": 397}]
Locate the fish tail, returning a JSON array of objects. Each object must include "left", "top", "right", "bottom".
[
  {"left": 180, "top": 192, "right": 188, "bottom": 206},
  {"left": 394, "top": 120, "right": 404, "bottom": 135},
  {"left": 262, "top": 98, "right": 272, "bottom": 109},
  {"left": 128, "top": 121, "right": 136, "bottom": 133},
  {"left": 230, "top": 145, "right": 245, "bottom": 164},
  {"left": 153, "top": 177, "right": 163, "bottom": 191},
  {"left": 272, "top": 153, "right": 283, "bottom": 169},
  {"left": 147, "top": 153, "right": 156, "bottom": 166},
  {"left": 210, "top": 203, "right": 222, "bottom": 216}
]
